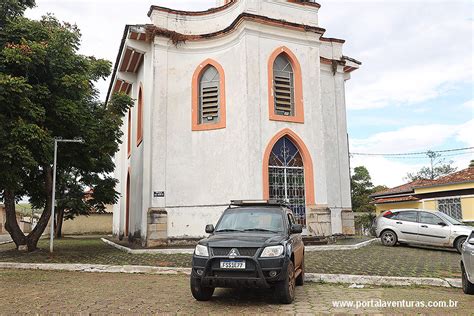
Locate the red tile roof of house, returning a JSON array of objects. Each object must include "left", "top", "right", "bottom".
[
  {"left": 372, "top": 167, "right": 474, "bottom": 198},
  {"left": 371, "top": 179, "right": 435, "bottom": 197},
  {"left": 372, "top": 195, "right": 420, "bottom": 204},
  {"left": 418, "top": 167, "right": 474, "bottom": 188}
]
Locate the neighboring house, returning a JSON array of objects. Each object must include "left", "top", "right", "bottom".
[
  {"left": 371, "top": 166, "right": 474, "bottom": 222},
  {"left": 107, "top": 0, "right": 361, "bottom": 246}
]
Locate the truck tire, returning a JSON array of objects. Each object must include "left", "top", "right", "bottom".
[
  {"left": 455, "top": 236, "right": 467, "bottom": 254},
  {"left": 190, "top": 276, "right": 214, "bottom": 301},
  {"left": 276, "top": 261, "right": 296, "bottom": 304},
  {"left": 462, "top": 264, "right": 474, "bottom": 295},
  {"left": 296, "top": 257, "right": 304, "bottom": 286}
]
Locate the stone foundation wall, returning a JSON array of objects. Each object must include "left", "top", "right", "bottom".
[
  {"left": 341, "top": 209, "right": 355, "bottom": 235},
  {"left": 306, "top": 206, "right": 332, "bottom": 237},
  {"left": 147, "top": 208, "right": 168, "bottom": 247},
  {"left": 306, "top": 206, "right": 355, "bottom": 237}
]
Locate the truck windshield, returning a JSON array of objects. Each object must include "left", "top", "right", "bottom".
[{"left": 215, "top": 208, "right": 284, "bottom": 233}]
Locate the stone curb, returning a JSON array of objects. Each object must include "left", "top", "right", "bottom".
[
  {"left": 0, "top": 262, "right": 191, "bottom": 275},
  {"left": 101, "top": 237, "right": 379, "bottom": 254},
  {"left": 305, "top": 273, "right": 459, "bottom": 288},
  {"left": 101, "top": 238, "right": 195, "bottom": 254},
  {"left": 0, "top": 262, "right": 461, "bottom": 288},
  {"left": 304, "top": 238, "right": 379, "bottom": 251},
  {"left": 0, "top": 239, "right": 13, "bottom": 245}
]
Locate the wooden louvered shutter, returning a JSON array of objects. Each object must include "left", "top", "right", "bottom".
[
  {"left": 199, "top": 66, "right": 220, "bottom": 124},
  {"left": 273, "top": 54, "right": 294, "bottom": 116}
]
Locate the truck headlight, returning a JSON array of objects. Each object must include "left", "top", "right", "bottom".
[
  {"left": 194, "top": 244, "right": 209, "bottom": 257},
  {"left": 260, "top": 245, "right": 284, "bottom": 257}
]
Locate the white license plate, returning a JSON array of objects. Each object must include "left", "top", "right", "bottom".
[{"left": 220, "top": 260, "right": 246, "bottom": 269}]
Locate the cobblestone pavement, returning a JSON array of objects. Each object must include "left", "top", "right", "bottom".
[
  {"left": 0, "top": 238, "right": 461, "bottom": 278},
  {"left": 0, "top": 269, "right": 472, "bottom": 314}
]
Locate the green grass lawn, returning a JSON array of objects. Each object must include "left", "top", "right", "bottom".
[{"left": 0, "top": 237, "right": 461, "bottom": 278}]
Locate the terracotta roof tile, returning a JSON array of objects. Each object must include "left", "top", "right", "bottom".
[
  {"left": 372, "top": 195, "right": 420, "bottom": 204},
  {"left": 372, "top": 179, "right": 435, "bottom": 197},
  {"left": 416, "top": 167, "right": 474, "bottom": 188},
  {"left": 372, "top": 167, "right": 474, "bottom": 198}
]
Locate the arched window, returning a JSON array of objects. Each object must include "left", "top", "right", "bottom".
[
  {"left": 268, "top": 136, "right": 306, "bottom": 225},
  {"left": 199, "top": 66, "right": 220, "bottom": 124},
  {"left": 273, "top": 54, "right": 295, "bottom": 116},
  {"left": 263, "top": 129, "right": 315, "bottom": 226},
  {"left": 136, "top": 86, "right": 143, "bottom": 146},
  {"left": 192, "top": 59, "right": 226, "bottom": 131},
  {"left": 268, "top": 47, "right": 304, "bottom": 123}
]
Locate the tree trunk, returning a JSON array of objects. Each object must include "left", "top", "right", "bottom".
[
  {"left": 4, "top": 190, "right": 27, "bottom": 250},
  {"left": 55, "top": 207, "right": 64, "bottom": 239},
  {"left": 26, "top": 165, "right": 53, "bottom": 252}
]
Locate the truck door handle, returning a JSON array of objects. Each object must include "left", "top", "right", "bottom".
[
  {"left": 396, "top": 221, "right": 402, "bottom": 224},
  {"left": 421, "top": 225, "right": 428, "bottom": 228}
]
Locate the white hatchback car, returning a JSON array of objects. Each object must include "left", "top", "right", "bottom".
[
  {"left": 461, "top": 230, "right": 474, "bottom": 294},
  {"left": 374, "top": 209, "right": 473, "bottom": 253}
]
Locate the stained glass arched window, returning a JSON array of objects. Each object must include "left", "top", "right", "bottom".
[{"left": 268, "top": 136, "right": 306, "bottom": 225}]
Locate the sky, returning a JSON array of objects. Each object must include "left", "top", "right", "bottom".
[{"left": 25, "top": 0, "right": 474, "bottom": 188}]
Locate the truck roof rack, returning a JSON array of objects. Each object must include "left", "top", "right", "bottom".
[{"left": 229, "top": 199, "right": 289, "bottom": 207}]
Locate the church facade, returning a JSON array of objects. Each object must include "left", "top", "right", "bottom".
[{"left": 107, "top": 0, "right": 360, "bottom": 246}]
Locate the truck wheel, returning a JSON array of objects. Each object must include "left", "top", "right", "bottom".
[
  {"left": 455, "top": 236, "right": 467, "bottom": 254},
  {"left": 462, "top": 264, "right": 474, "bottom": 295},
  {"left": 276, "top": 261, "right": 296, "bottom": 304},
  {"left": 380, "top": 230, "right": 397, "bottom": 247},
  {"left": 190, "top": 276, "right": 214, "bottom": 301},
  {"left": 296, "top": 257, "right": 304, "bottom": 286}
]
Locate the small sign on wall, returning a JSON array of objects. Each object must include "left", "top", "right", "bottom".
[{"left": 153, "top": 191, "right": 165, "bottom": 198}]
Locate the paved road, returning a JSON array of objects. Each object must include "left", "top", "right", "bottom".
[{"left": 1, "top": 269, "right": 472, "bottom": 314}]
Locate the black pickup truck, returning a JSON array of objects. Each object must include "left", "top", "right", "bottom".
[{"left": 190, "top": 200, "right": 305, "bottom": 304}]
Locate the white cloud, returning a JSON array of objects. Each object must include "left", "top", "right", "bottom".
[
  {"left": 350, "top": 119, "right": 474, "bottom": 186},
  {"left": 350, "top": 121, "right": 473, "bottom": 154},
  {"left": 318, "top": 0, "right": 473, "bottom": 110},
  {"left": 25, "top": 0, "right": 215, "bottom": 100}
]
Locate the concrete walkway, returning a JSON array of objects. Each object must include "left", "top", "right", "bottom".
[
  {"left": 0, "top": 262, "right": 461, "bottom": 288},
  {"left": 0, "top": 234, "right": 12, "bottom": 245}
]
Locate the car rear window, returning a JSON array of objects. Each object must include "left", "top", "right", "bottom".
[{"left": 393, "top": 211, "right": 418, "bottom": 222}]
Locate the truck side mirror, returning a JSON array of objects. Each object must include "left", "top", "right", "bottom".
[
  {"left": 205, "top": 224, "right": 214, "bottom": 234},
  {"left": 290, "top": 224, "right": 302, "bottom": 234},
  {"left": 438, "top": 222, "right": 447, "bottom": 226}
]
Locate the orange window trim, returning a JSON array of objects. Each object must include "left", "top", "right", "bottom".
[
  {"left": 127, "top": 110, "right": 131, "bottom": 157},
  {"left": 136, "top": 85, "right": 143, "bottom": 146},
  {"left": 262, "top": 128, "right": 315, "bottom": 205},
  {"left": 267, "top": 46, "right": 304, "bottom": 123},
  {"left": 191, "top": 58, "right": 226, "bottom": 131}
]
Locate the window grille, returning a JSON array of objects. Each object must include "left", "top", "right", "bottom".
[
  {"left": 273, "top": 54, "right": 294, "bottom": 116},
  {"left": 268, "top": 136, "right": 306, "bottom": 226},
  {"left": 437, "top": 198, "right": 463, "bottom": 220},
  {"left": 199, "top": 66, "right": 220, "bottom": 124}
]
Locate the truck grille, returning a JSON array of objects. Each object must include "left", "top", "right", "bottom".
[{"left": 211, "top": 247, "right": 259, "bottom": 257}]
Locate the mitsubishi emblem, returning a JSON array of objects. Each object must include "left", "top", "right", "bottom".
[{"left": 228, "top": 248, "right": 240, "bottom": 258}]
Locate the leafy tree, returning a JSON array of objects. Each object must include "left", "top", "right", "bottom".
[
  {"left": 351, "top": 166, "right": 376, "bottom": 213},
  {"left": 0, "top": 4, "right": 132, "bottom": 251},
  {"left": 405, "top": 150, "right": 457, "bottom": 181}
]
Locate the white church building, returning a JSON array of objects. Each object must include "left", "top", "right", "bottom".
[{"left": 107, "top": 0, "right": 360, "bottom": 246}]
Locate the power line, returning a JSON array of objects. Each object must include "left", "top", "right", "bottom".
[
  {"left": 369, "top": 151, "right": 474, "bottom": 160},
  {"left": 350, "top": 147, "right": 474, "bottom": 157}
]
